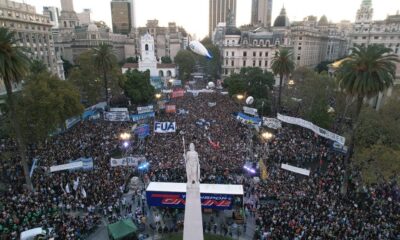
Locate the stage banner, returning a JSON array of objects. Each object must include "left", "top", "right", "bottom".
[
  {"left": 236, "top": 112, "right": 262, "bottom": 126},
  {"left": 154, "top": 122, "right": 176, "bottom": 133},
  {"left": 281, "top": 163, "right": 310, "bottom": 176},
  {"left": 277, "top": 113, "right": 345, "bottom": 145},
  {"left": 165, "top": 105, "right": 176, "bottom": 113},
  {"left": 110, "top": 156, "right": 145, "bottom": 167},
  {"left": 130, "top": 112, "right": 155, "bottom": 122},
  {"left": 50, "top": 161, "right": 83, "bottom": 173},
  {"left": 243, "top": 106, "right": 258, "bottom": 116},
  {"left": 208, "top": 102, "right": 217, "bottom": 107},
  {"left": 104, "top": 111, "right": 130, "bottom": 121},
  {"left": 172, "top": 89, "right": 185, "bottom": 98},
  {"left": 263, "top": 117, "right": 282, "bottom": 129},
  {"left": 135, "top": 124, "right": 150, "bottom": 139},
  {"left": 146, "top": 191, "right": 234, "bottom": 210},
  {"left": 137, "top": 105, "right": 154, "bottom": 114}
]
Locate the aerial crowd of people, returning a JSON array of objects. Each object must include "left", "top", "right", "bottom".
[{"left": 0, "top": 86, "right": 399, "bottom": 239}]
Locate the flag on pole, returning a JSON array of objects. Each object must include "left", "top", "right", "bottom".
[
  {"left": 81, "top": 187, "right": 87, "bottom": 198},
  {"left": 259, "top": 159, "right": 268, "bottom": 180}
]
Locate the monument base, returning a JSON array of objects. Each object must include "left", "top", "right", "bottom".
[{"left": 183, "top": 183, "right": 204, "bottom": 240}]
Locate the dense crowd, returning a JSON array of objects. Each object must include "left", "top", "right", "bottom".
[{"left": 0, "top": 88, "right": 399, "bottom": 239}]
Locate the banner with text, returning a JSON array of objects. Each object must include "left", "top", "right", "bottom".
[
  {"left": 172, "top": 89, "right": 185, "bottom": 98},
  {"left": 50, "top": 161, "right": 83, "bottom": 173},
  {"left": 281, "top": 163, "right": 310, "bottom": 176},
  {"left": 154, "top": 122, "right": 176, "bottom": 133},
  {"left": 208, "top": 102, "right": 217, "bottom": 107},
  {"left": 263, "top": 118, "right": 282, "bottom": 129},
  {"left": 277, "top": 113, "right": 345, "bottom": 145},
  {"left": 243, "top": 106, "right": 258, "bottom": 116},
  {"left": 104, "top": 111, "right": 130, "bottom": 121},
  {"left": 137, "top": 105, "right": 154, "bottom": 114},
  {"left": 130, "top": 112, "right": 155, "bottom": 122},
  {"left": 110, "top": 156, "right": 145, "bottom": 167},
  {"left": 165, "top": 105, "right": 176, "bottom": 113}
]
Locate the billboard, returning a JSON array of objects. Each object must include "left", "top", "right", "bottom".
[{"left": 146, "top": 191, "right": 234, "bottom": 210}]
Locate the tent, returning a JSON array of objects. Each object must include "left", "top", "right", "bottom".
[{"left": 107, "top": 219, "right": 138, "bottom": 240}]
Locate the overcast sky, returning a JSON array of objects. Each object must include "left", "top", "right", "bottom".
[{"left": 25, "top": 0, "right": 400, "bottom": 39}]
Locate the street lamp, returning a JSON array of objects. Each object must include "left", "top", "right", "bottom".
[
  {"left": 236, "top": 94, "right": 244, "bottom": 100},
  {"left": 155, "top": 93, "right": 162, "bottom": 99},
  {"left": 261, "top": 132, "right": 274, "bottom": 140},
  {"left": 120, "top": 132, "right": 131, "bottom": 141},
  {"left": 288, "top": 80, "right": 295, "bottom": 86}
]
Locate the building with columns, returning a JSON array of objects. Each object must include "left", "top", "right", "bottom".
[{"left": 0, "top": 0, "right": 63, "bottom": 79}]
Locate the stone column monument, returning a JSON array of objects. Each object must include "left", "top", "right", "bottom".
[{"left": 183, "top": 143, "right": 204, "bottom": 240}]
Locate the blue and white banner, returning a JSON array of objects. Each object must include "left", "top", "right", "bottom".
[
  {"left": 50, "top": 161, "right": 83, "bottom": 173},
  {"left": 243, "top": 106, "right": 258, "bottom": 116},
  {"left": 104, "top": 111, "right": 130, "bottom": 121},
  {"left": 69, "top": 157, "right": 94, "bottom": 171},
  {"left": 332, "top": 142, "right": 348, "bottom": 154},
  {"left": 110, "top": 156, "right": 145, "bottom": 167},
  {"left": 130, "top": 112, "right": 155, "bottom": 122},
  {"left": 65, "top": 116, "right": 81, "bottom": 129},
  {"left": 263, "top": 117, "right": 282, "bottom": 129},
  {"left": 236, "top": 113, "right": 262, "bottom": 126},
  {"left": 277, "top": 113, "right": 346, "bottom": 145},
  {"left": 137, "top": 105, "right": 154, "bottom": 114},
  {"left": 172, "top": 80, "right": 182, "bottom": 86},
  {"left": 135, "top": 124, "right": 150, "bottom": 139},
  {"left": 154, "top": 122, "right": 176, "bottom": 133}
]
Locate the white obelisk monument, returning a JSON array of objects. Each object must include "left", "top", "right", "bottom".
[{"left": 183, "top": 143, "right": 204, "bottom": 240}]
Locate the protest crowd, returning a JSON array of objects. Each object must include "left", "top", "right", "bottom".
[{"left": 0, "top": 86, "right": 399, "bottom": 239}]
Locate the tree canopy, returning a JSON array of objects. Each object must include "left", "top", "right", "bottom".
[
  {"left": 174, "top": 49, "right": 195, "bottom": 80},
  {"left": 121, "top": 69, "right": 155, "bottom": 105}
]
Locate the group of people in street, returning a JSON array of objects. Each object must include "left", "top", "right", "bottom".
[{"left": 0, "top": 88, "right": 399, "bottom": 239}]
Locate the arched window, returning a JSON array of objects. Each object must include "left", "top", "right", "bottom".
[
  {"left": 253, "top": 40, "right": 258, "bottom": 46},
  {"left": 159, "top": 70, "right": 164, "bottom": 77},
  {"left": 64, "top": 21, "right": 67, "bottom": 28},
  {"left": 167, "top": 70, "right": 172, "bottom": 77},
  {"left": 259, "top": 40, "right": 264, "bottom": 46},
  {"left": 145, "top": 44, "right": 149, "bottom": 51}
]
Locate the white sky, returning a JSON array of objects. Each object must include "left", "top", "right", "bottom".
[{"left": 25, "top": 0, "right": 400, "bottom": 39}]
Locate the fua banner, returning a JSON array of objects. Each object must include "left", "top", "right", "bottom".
[
  {"left": 277, "top": 113, "right": 345, "bottom": 145},
  {"left": 154, "top": 122, "right": 176, "bottom": 133},
  {"left": 263, "top": 118, "right": 282, "bottom": 129}
]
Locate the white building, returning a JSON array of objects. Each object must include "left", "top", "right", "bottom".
[{"left": 122, "top": 33, "right": 176, "bottom": 86}]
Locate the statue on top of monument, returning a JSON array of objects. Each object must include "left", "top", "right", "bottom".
[{"left": 184, "top": 143, "right": 200, "bottom": 185}]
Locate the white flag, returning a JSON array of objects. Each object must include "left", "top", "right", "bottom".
[
  {"left": 81, "top": 187, "right": 87, "bottom": 198},
  {"left": 65, "top": 183, "right": 70, "bottom": 193},
  {"left": 73, "top": 177, "right": 79, "bottom": 191}
]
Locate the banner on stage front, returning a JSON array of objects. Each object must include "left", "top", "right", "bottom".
[
  {"left": 281, "top": 163, "right": 310, "bottom": 176},
  {"left": 130, "top": 112, "right": 155, "bottom": 122},
  {"left": 277, "top": 113, "right": 345, "bottom": 145},
  {"left": 104, "top": 111, "right": 130, "bottom": 121},
  {"left": 263, "top": 118, "right": 282, "bottom": 129},
  {"left": 137, "top": 105, "right": 154, "bottom": 114},
  {"left": 50, "top": 161, "right": 83, "bottom": 173},
  {"left": 154, "top": 122, "right": 176, "bottom": 133},
  {"left": 110, "top": 156, "right": 145, "bottom": 167}
]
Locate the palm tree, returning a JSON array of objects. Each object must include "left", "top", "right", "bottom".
[
  {"left": 92, "top": 43, "right": 116, "bottom": 108},
  {"left": 271, "top": 48, "right": 295, "bottom": 113},
  {"left": 0, "top": 27, "right": 33, "bottom": 190},
  {"left": 337, "top": 44, "right": 399, "bottom": 194}
]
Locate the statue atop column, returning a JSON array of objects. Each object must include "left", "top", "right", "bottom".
[{"left": 184, "top": 143, "right": 200, "bottom": 185}]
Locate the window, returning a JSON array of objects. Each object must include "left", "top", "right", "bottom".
[
  {"left": 232, "top": 51, "right": 234, "bottom": 57},
  {"left": 243, "top": 60, "right": 246, "bottom": 67},
  {"left": 265, "top": 52, "right": 268, "bottom": 57},
  {"left": 252, "top": 60, "right": 256, "bottom": 67},
  {"left": 145, "top": 44, "right": 149, "bottom": 51},
  {"left": 362, "top": 36, "right": 367, "bottom": 39},
  {"left": 231, "top": 60, "right": 234, "bottom": 66},
  {"left": 374, "top": 36, "right": 379, "bottom": 39},
  {"left": 253, "top": 52, "right": 256, "bottom": 57},
  {"left": 265, "top": 61, "right": 268, "bottom": 67},
  {"left": 225, "top": 59, "right": 228, "bottom": 65},
  {"left": 266, "top": 41, "right": 269, "bottom": 47},
  {"left": 259, "top": 60, "right": 262, "bottom": 67},
  {"left": 259, "top": 52, "right": 262, "bottom": 57},
  {"left": 354, "top": 36, "right": 358, "bottom": 39},
  {"left": 227, "top": 40, "right": 230, "bottom": 45},
  {"left": 225, "top": 69, "right": 228, "bottom": 74},
  {"left": 243, "top": 51, "right": 247, "bottom": 57},
  {"left": 297, "top": 56, "right": 301, "bottom": 60},
  {"left": 298, "top": 47, "right": 302, "bottom": 50},
  {"left": 253, "top": 40, "right": 258, "bottom": 45},
  {"left": 299, "top": 37, "right": 302, "bottom": 40},
  {"left": 232, "top": 40, "right": 235, "bottom": 44}
]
